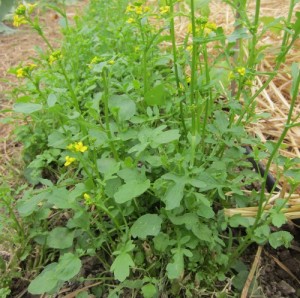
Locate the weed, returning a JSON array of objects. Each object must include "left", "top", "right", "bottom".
[{"left": 1, "top": 0, "right": 300, "bottom": 296}]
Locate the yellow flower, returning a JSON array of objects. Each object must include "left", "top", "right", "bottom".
[
  {"left": 134, "top": 46, "right": 140, "bottom": 52},
  {"left": 134, "top": 6, "right": 143, "bottom": 15},
  {"left": 236, "top": 67, "right": 246, "bottom": 76},
  {"left": 108, "top": 60, "right": 115, "bottom": 65},
  {"left": 13, "top": 15, "right": 27, "bottom": 27},
  {"left": 16, "top": 68, "right": 25, "bottom": 78},
  {"left": 74, "top": 141, "right": 88, "bottom": 153},
  {"left": 125, "top": 4, "right": 135, "bottom": 13},
  {"left": 83, "top": 193, "right": 93, "bottom": 205},
  {"left": 64, "top": 156, "right": 76, "bottom": 167},
  {"left": 143, "top": 6, "right": 150, "bottom": 13},
  {"left": 186, "top": 45, "right": 193, "bottom": 52},
  {"left": 83, "top": 193, "right": 90, "bottom": 200},
  {"left": 126, "top": 17, "right": 135, "bottom": 24},
  {"left": 186, "top": 76, "right": 191, "bottom": 83},
  {"left": 160, "top": 6, "right": 170, "bottom": 15},
  {"left": 48, "top": 50, "right": 62, "bottom": 65}
]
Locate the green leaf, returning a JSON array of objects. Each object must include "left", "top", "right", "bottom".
[
  {"left": 48, "top": 131, "right": 68, "bottom": 149},
  {"left": 97, "top": 157, "right": 119, "bottom": 176},
  {"left": 163, "top": 182, "right": 185, "bottom": 210},
  {"left": 13, "top": 103, "right": 42, "bottom": 114},
  {"left": 17, "top": 192, "right": 46, "bottom": 217},
  {"left": 110, "top": 252, "right": 135, "bottom": 282},
  {"left": 269, "top": 231, "right": 293, "bottom": 249},
  {"left": 131, "top": 214, "right": 162, "bottom": 239},
  {"left": 47, "top": 94, "right": 57, "bottom": 107},
  {"left": 141, "top": 284, "right": 157, "bottom": 298},
  {"left": 46, "top": 227, "right": 75, "bottom": 249},
  {"left": 166, "top": 249, "right": 184, "bottom": 279},
  {"left": 144, "top": 84, "right": 168, "bottom": 106},
  {"left": 114, "top": 179, "right": 150, "bottom": 204},
  {"left": 56, "top": 253, "right": 81, "bottom": 281},
  {"left": 229, "top": 214, "right": 255, "bottom": 228},
  {"left": 28, "top": 263, "right": 59, "bottom": 294},
  {"left": 227, "top": 28, "right": 250, "bottom": 43},
  {"left": 153, "top": 233, "right": 170, "bottom": 252},
  {"left": 109, "top": 94, "right": 136, "bottom": 121},
  {"left": 151, "top": 129, "right": 180, "bottom": 147},
  {"left": 271, "top": 212, "right": 287, "bottom": 228}
]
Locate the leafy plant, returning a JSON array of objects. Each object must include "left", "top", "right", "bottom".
[{"left": 2, "top": 0, "right": 299, "bottom": 296}]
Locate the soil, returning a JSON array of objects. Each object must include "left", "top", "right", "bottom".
[{"left": 1, "top": 2, "right": 300, "bottom": 298}]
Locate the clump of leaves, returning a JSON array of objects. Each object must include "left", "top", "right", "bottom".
[{"left": 3, "top": 0, "right": 300, "bottom": 296}]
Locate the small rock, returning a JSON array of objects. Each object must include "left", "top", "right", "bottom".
[{"left": 278, "top": 280, "right": 295, "bottom": 295}]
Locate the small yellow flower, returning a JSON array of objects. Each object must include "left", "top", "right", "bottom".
[
  {"left": 108, "top": 60, "right": 115, "bottom": 65},
  {"left": 160, "top": 6, "right": 170, "bottom": 15},
  {"left": 74, "top": 141, "right": 88, "bottom": 153},
  {"left": 48, "top": 50, "right": 62, "bottom": 65},
  {"left": 13, "top": 15, "right": 27, "bottom": 27},
  {"left": 126, "top": 17, "right": 135, "bottom": 24},
  {"left": 83, "top": 193, "right": 90, "bottom": 200},
  {"left": 143, "top": 6, "right": 150, "bottom": 13},
  {"left": 16, "top": 68, "right": 25, "bottom": 78},
  {"left": 125, "top": 4, "right": 135, "bottom": 13},
  {"left": 134, "top": 6, "right": 143, "bottom": 15},
  {"left": 236, "top": 67, "right": 246, "bottom": 76},
  {"left": 64, "top": 156, "right": 76, "bottom": 167},
  {"left": 186, "top": 76, "right": 191, "bottom": 84},
  {"left": 134, "top": 46, "right": 140, "bottom": 52},
  {"left": 186, "top": 45, "right": 193, "bottom": 52}
]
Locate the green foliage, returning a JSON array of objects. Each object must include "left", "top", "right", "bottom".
[{"left": 2, "top": 0, "right": 299, "bottom": 296}]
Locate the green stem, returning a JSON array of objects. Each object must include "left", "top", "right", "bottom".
[
  {"left": 169, "top": 0, "right": 188, "bottom": 138},
  {"left": 102, "top": 70, "right": 120, "bottom": 161}
]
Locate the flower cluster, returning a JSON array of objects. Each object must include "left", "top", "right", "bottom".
[
  {"left": 67, "top": 141, "right": 88, "bottom": 153},
  {"left": 125, "top": 2, "right": 150, "bottom": 23},
  {"left": 48, "top": 50, "right": 62, "bottom": 65},
  {"left": 64, "top": 141, "right": 88, "bottom": 167},
  {"left": 13, "top": 3, "right": 37, "bottom": 27},
  {"left": 229, "top": 67, "right": 247, "bottom": 80},
  {"left": 188, "top": 18, "right": 217, "bottom": 36},
  {"left": 159, "top": 6, "right": 170, "bottom": 15},
  {"left": 15, "top": 63, "right": 37, "bottom": 78}
]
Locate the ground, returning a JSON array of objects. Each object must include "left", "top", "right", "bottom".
[{"left": 0, "top": 1, "right": 300, "bottom": 297}]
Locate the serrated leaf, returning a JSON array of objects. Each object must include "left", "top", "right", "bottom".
[
  {"left": 114, "top": 179, "right": 150, "bottom": 204},
  {"left": 131, "top": 214, "right": 162, "bottom": 239},
  {"left": 46, "top": 227, "right": 74, "bottom": 249},
  {"left": 271, "top": 212, "right": 287, "bottom": 228},
  {"left": 110, "top": 252, "right": 134, "bottom": 282},
  {"left": 269, "top": 231, "right": 293, "bottom": 249},
  {"left": 229, "top": 214, "right": 255, "bottom": 228}
]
